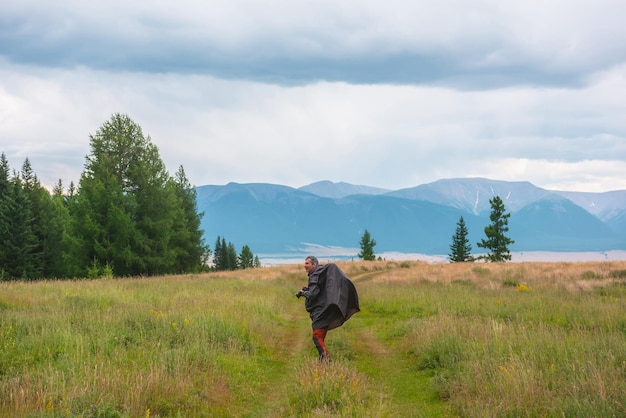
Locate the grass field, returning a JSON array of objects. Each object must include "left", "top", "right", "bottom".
[{"left": 1, "top": 260, "right": 626, "bottom": 417}]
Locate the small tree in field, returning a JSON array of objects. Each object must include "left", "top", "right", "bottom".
[
  {"left": 358, "top": 229, "right": 377, "bottom": 261},
  {"left": 449, "top": 216, "right": 473, "bottom": 262},
  {"left": 238, "top": 245, "right": 254, "bottom": 269},
  {"left": 477, "top": 195, "right": 514, "bottom": 262}
]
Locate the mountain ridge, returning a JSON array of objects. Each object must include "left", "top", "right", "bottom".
[{"left": 196, "top": 178, "right": 626, "bottom": 256}]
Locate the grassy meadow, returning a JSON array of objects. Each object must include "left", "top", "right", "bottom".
[{"left": 1, "top": 260, "right": 626, "bottom": 417}]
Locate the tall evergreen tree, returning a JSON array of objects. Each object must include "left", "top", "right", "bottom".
[
  {"left": 213, "top": 236, "right": 225, "bottom": 271},
  {"left": 0, "top": 153, "right": 9, "bottom": 196},
  {"left": 226, "top": 241, "right": 238, "bottom": 270},
  {"left": 20, "top": 159, "right": 49, "bottom": 278},
  {"left": 0, "top": 176, "right": 38, "bottom": 279},
  {"left": 358, "top": 229, "right": 377, "bottom": 261},
  {"left": 0, "top": 157, "right": 54, "bottom": 279},
  {"left": 169, "top": 166, "right": 208, "bottom": 273},
  {"left": 477, "top": 195, "right": 515, "bottom": 262},
  {"left": 0, "top": 153, "right": 10, "bottom": 279},
  {"left": 68, "top": 113, "right": 179, "bottom": 276},
  {"left": 449, "top": 216, "right": 473, "bottom": 262},
  {"left": 43, "top": 180, "right": 72, "bottom": 278},
  {"left": 213, "top": 236, "right": 238, "bottom": 271}
]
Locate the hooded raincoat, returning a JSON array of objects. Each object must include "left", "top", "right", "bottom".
[{"left": 302, "top": 263, "right": 360, "bottom": 330}]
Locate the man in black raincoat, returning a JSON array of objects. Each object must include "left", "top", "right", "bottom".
[{"left": 296, "top": 255, "right": 360, "bottom": 360}]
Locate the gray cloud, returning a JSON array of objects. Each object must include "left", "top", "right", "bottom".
[
  {"left": 2, "top": 1, "right": 626, "bottom": 88},
  {"left": 1, "top": 1, "right": 625, "bottom": 193}
]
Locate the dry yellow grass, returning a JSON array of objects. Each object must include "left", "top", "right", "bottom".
[{"left": 326, "top": 259, "right": 626, "bottom": 289}]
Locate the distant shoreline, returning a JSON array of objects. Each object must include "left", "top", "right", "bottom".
[{"left": 258, "top": 250, "right": 626, "bottom": 266}]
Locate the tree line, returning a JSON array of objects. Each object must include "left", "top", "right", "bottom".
[
  {"left": 213, "top": 236, "right": 261, "bottom": 270},
  {"left": 0, "top": 114, "right": 259, "bottom": 280}
]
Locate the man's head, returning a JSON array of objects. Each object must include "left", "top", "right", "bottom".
[{"left": 304, "top": 255, "right": 319, "bottom": 273}]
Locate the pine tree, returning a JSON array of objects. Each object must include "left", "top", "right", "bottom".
[
  {"left": 169, "top": 166, "right": 208, "bottom": 273},
  {"left": 238, "top": 245, "right": 254, "bottom": 269},
  {"left": 226, "top": 242, "right": 238, "bottom": 270},
  {"left": 20, "top": 158, "right": 55, "bottom": 278},
  {"left": 477, "top": 195, "right": 515, "bottom": 262},
  {"left": 68, "top": 113, "right": 180, "bottom": 276},
  {"left": 213, "top": 236, "right": 224, "bottom": 271},
  {"left": 0, "top": 177, "right": 38, "bottom": 279},
  {"left": 43, "top": 180, "right": 72, "bottom": 278},
  {"left": 0, "top": 153, "right": 10, "bottom": 279},
  {"left": 213, "top": 236, "right": 237, "bottom": 271},
  {"left": 0, "top": 153, "right": 9, "bottom": 197},
  {"left": 449, "top": 216, "right": 473, "bottom": 262},
  {"left": 357, "top": 229, "right": 377, "bottom": 261}
]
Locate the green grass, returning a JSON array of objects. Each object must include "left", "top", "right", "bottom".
[{"left": 1, "top": 261, "right": 626, "bottom": 416}]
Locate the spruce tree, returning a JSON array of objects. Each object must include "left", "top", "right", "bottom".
[
  {"left": 226, "top": 242, "right": 238, "bottom": 270},
  {"left": 213, "top": 236, "right": 224, "bottom": 270},
  {"left": 0, "top": 177, "right": 38, "bottom": 279},
  {"left": 169, "top": 166, "right": 208, "bottom": 273},
  {"left": 238, "top": 245, "right": 254, "bottom": 269},
  {"left": 68, "top": 113, "right": 179, "bottom": 276},
  {"left": 0, "top": 153, "right": 9, "bottom": 196},
  {"left": 477, "top": 195, "right": 515, "bottom": 262},
  {"left": 449, "top": 216, "right": 473, "bottom": 262},
  {"left": 44, "top": 180, "right": 72, "bottom": 278},
  {"left": 20, "top": 159, "right": 53, "bottom": 278},
  {"left": 0, "top": 154, "right": 9, "bottom": 279},
  {"left": 357, "top": 229, "right": 377, "bottom": 261}
]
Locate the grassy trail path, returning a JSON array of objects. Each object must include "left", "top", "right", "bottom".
[
  {"left": 248, "top": 268, "right": 449, "bottom": 417},
  {"left": 348, "top": 324, "right": 448, "bottom": 417},
  {"left": 348, "top": 271, "right": 450, "bottom": 417},
  {"left": 246, "top": 293, "right": 313, "bottom": 417}
]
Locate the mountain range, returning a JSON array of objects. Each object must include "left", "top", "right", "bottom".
[{"left": 195, "top": 178, "right": 626, "bottom": 257}]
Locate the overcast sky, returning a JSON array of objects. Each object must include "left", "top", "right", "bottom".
[{"left": 1, "top": 0, "right": 625, "bottom": 193}]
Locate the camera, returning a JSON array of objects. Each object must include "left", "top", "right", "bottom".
[{"left": 295, "top": 286, "right": 308, "bottom": 299}]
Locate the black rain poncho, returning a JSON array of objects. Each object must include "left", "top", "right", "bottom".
[{"left": 302, "top": 263, "right": 360, "bottom": 330}]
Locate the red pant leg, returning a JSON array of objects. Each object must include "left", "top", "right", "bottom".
[{"left": 312, "top": 328, "right": 329, "bottom": 358}]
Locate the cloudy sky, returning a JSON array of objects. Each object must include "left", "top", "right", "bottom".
[{"left": 1, "top": 0, "right": 625, "bottom": 193}]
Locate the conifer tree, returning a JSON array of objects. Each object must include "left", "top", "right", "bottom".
[
  {"left": 238, "top": 245, "right": 254, "bottom": 269},
  {"left": 449, "top": 216, "right": 473, "bottom": 262},
  {"left": 43, "top": 180, "right": 72, "bottom": 278},
  {"left": 477, "top": 195, "right": 515, "bottom": 262},
  {"left": 226, "top": 241, "right": 238, "bottom": 270},
  {"left": 213, "top": 236, "right": 225, "bottom": 270},
  {"left": 0, "top": 153, "right": 9, "bottom": 279},
  {"left": 358, "top": 229, "right": 377, "bottom": 261},
  {"left": 0, "top": 176, "right": 38, "bottom": 279},
  {"left": 0, "top": 153, "right": 9, "bottom": 196},
  {"left": 20, "top": 159, "right": 51, "bottom": 278},
  {"left": 169, "top": 166, "right": 208, "bottom": 273},
  {"left": 68, "top": 113, "right": 180, "bottom": 276}
]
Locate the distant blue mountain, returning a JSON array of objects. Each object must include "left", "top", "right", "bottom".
[
  {"left": 196, "top": 178, "right": 626, "bottom": 256},
  {"left": 509, "top": 194, "right": 622, "bottom": 251},
  {"left": 299, "top": 180, "right": 391, "bottom": 198},
  {"left": 388, "top": 178, "right": 551, "bottom": 214}
]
